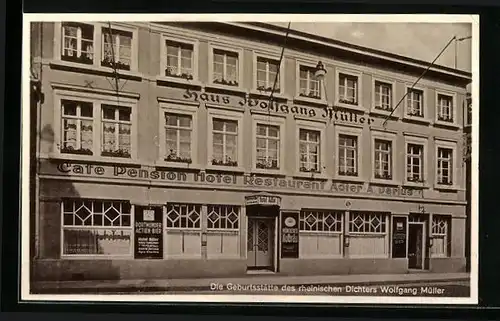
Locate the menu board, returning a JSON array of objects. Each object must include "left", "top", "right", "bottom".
[
  {"left": 392, "top": 216, "right": 407, "bottom": 258},
  {"left": 134, "top": 206, "right": 163, "bottom": 259},
  {"left": 281, "top": 212, "right": 299, "bottom": 258}
]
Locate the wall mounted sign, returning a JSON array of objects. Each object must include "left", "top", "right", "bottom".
[
  {"left": 392, "top": 216, "right": 407, "bottom": 258},
  {"left": 281, "top": 212, "right": 299, "bottom": 259},
  {"left": 245, "top": 194, "right": 281, "bottom": 206},
  {"left": 134, "top": 206, "right": 163, "bottom": 259}
]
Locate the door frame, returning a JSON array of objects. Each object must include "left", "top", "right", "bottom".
[
  {"left": 246, "top": 216, "right": 277, "bottom": 271},
  {"left": 408, "top": 221, "right": 426, "bottom": 270}
]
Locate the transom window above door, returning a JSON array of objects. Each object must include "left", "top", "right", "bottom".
[
  {"left": 212, "top": 49, "right": 239, "bottom": 87},
  {"left": 299, "top": 65, "right": 321, "bottom": 99},
  {"left": 101, "top": 28, "right": 133, "bottom": 71},
  {"left": 62, "top": 22, "right": 95, "bottom": 65},
  {"left": 256, "top": 56, "right": 281, "bottom": 93},
  {"left": 165, "top": 40, "right": 194, "bottom": 80}
]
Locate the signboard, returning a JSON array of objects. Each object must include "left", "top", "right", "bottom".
[
  {"left": 281, "top": 212, "right": 299, "bottom": 259},
  {"left": 392, "top": 216, "right": 407, "bottom": 258},
  {"left": 245, "top": 194, "right": 281, "bottom": 206},
  {"left": 134, "top": 206, "right": 163, "bottom": 259}
]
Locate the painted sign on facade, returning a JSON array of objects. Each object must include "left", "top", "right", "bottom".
[{"left": 134, "top": 206, "right": 163, "bottom": 259}]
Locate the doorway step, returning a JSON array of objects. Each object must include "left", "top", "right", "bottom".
[{"left": 246, "top": 269, "right": 275, "bottom": 275}]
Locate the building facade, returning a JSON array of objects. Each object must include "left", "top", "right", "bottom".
[{"left": 29, "top": 21, "right": 472, "bottom": 281}]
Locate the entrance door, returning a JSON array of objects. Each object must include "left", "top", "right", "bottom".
[
  {"left": 408, "top": 223, "right": 424, "bottom": 269},
  {"left": 247, "top": 218, "right": 274, "bottom": 269}
]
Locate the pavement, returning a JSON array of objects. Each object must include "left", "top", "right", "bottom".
[{"left": 31, "top": 272, "right": 470, "bottom": 294}]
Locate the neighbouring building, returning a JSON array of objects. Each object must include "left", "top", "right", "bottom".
[{"left": 29, "top": 21, "right": 472, "bottom": 282}]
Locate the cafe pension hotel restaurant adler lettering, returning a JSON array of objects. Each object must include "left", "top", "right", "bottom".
[{"left": 24, "top": 16, "right": 477, "bottom": 303}]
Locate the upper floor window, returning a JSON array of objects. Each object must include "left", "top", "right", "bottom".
[
  {"left": 374, "top": 139, "right": 392, "bottom": 180},
  {"left": 256, "top": 57, "right": 280, "bottom": 92},
  {"left": 407, "top": 143, "right": 424, "bottom": 182},
  {"left": 164, "top": 113, "right": 192, "bottom": 163},
  {"left": 437, "top": 147, "right": 453, "bottom": 185},
  {"left": 338, "top": 134, "right": 358, "bottom": 176},
  {"left": 299, "top": 65, "right": 321, "bottom": 99},
  {"left": 437, "top": 94, "right": 454, "bottom": 122},
  {"left": 101, "top": 28, "right": 132, "bottom": 71},
  {"left": 61, "top": 99, "right": 94, "bottom": 155},
  {"left": 338, "top": 73, "right": 358, "bottom": 105},
  {"left": 299, "top": 129, "right": 320, "bottom": 173},
  {"left": 62, "top": 22, "right": 94, "bottom": 65},
  {"left": 213, "top": 49, "right": 239, "bottom": 86},
  {"left": 212, "top": 118, "right": 238, "bottom": 167},
  {"left": 374, "top": 81, "right": 392, "bottom": 111},
  {"left": 256, "top": 124, "right": 280, "bottom": 169},
  {"left": 407, "top": 88, "right": 424, "bottom": 117},
  {"left": 165, "top": 40, "right": 194, "bottom": 80},
  {"left": 101, "top": 105, "right": 132, "bottom": 158}
]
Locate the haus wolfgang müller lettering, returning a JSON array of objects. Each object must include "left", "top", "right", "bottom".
[{"left": 183, "top": 89, "right": 375, "bottom": 125}]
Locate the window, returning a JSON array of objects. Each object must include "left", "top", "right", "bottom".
[
  {"left": 207, "top": 205, "right": 240, "bottom": 230},
  {"left": 165, "top": 40, "right": 194, "bottom": 79},
  {"left": 101, "top": 105, "right": 132, "bottom": 158},
  {"left": 212, "top": 119, "right": 238, "bottom": 167},
  {"left": 437, "top": 147, "right": 453, "bottom": 185},
  {"left": 256, "top": 57, "right": 280, "bottom": 92},
  {"left": 339, "top": 73, "right": 358, "bottom": 105},
  {"left": 407, "top": 143, "right": 424, "bottom": 182},
  {"left": 299, "top": 129, "right": 320, "bottom": 172},
  {"left": 62, "top": 199, "right": 132, "bottom": 256},
  {"left": 213, "top": 49, "right": 239, "bottom": 86},
  {"left": 101, "top": 28, "right": 132, "bottom": 71},
  {"left": 407, "top": 88, "right": 424, "bottom": 117},
  {"left": 431, "top": 215, "right": 450, "bottom": 257},
  {"left": 165, "top": 203, "right": 201, "bottom": 229},
  {"left": 349, "top": 212, "right": 386, "bottom": 234},
  {"left": 256, "top": 124, "right": 280, "bottom": 169},
  {"left": 374, "top": 81, "right": 392, "bottom": 111},
  {"left": 299, "top": 210, "right": 343, "bottom": 232},
  {"left": 61, "top": 99, "right": 94, "bottom": 155},
  {"left": 437, "top": 94, "right": 454, "bottom": 122},
  {"left": 299, "top": 65, "right": 320, "bottom": 99},
  {"left": 164, "top": 113, "right": 192, "bottom": 163},
  {"left": 61, "top": 22, "right": 94, "bottom": 65},
  {"left": 338, "top": 135, "right": 358, "bottom": 176},
  {"left": 374, "top": 139, "right": 392, "bottom": 179}
]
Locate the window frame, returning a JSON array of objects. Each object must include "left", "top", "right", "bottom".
[
  {"left": 371, "top": 130, "right": 397, "bottom": 184},
  {"left": 434, "top": 139, "right": 458, "bottom": 190},
  {"left": 208, "top": 43, "right": 244, "bottom": 89},
  {"left": 371, "top": 77, "right": 397, "bottom": 116},
  {"left": 158, "top": 101, "right": 199, "bottom": 168},
  {"left": 403, "top": 134, "right": 429, "bottom": 187},
  {"left": 251, "top": 114, "right": 286, "bottom": 175},
  {"left": 435, "top": 90, "right": 459, "bottom": 127},
  {"left": 60, "top": 199, "right": 134, "bottom": 259},
  {"left": 207, "top": 107, "right": 245, "bottom": 172},
  {"left": 164, "top": 203, "right": 202, "bottom": 260},
  {"left": 334, "top": 125, "right": 363, "bottom": 180},
  {"left": 295, "top": 60, "right": 327, "bottom": 104},
  {"left": 348, "top": 211, "right": 390, "bottom": 259},
  {"left": 160, "top": 34, "right": 199, "bottom": 82},
  {"left": 253, "top": 52, "right": 285, "bottom": 95},
  {"left": 295, "top": 119, "right": 327, "bottom": 176},
  {"left": 431, "top": 214, "right": 451, "bottom": 258},
  {"left": 335, "top": 68, "right": 364, "bottom": 110},
  {"left": 403, "top": 85, "right": 430, "bottom": 124},
  {"left": 53, "top": 88, "right": 138, "bottom": 162}
]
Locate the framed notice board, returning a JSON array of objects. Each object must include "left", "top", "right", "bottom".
[
  {"left": 392, "top": 216, "right": 407, "bottom": 258},
  {"left": 281, "top": 212, "right": 299, "bottom": 258},
  {"left": 134, "top": 206, "right": 163, "bottom": 259}
]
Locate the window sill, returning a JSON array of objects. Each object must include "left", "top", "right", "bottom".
[
  {"left": 433, "top": 120, "right": 461, "bottom": 129},
  {"left": 402, "top": 115, "right": 432, "bottom": 125},
  {"left": 60, "top": 254, "right": 133, "bottom": 260},
  {"left": 156, "top": 75, "right": 203, "bottom": 88},
  {"left": 46, "top": 152, "right": 138, "bottom": 165},
  {"left": 293, "top": 171, "right": 330, "bottom": 180},
  {"left": 434, "top": 184, "right": 460, "bottom": 191},
  {"left": 155, "top": 161, "right": 202, "bottom": 170},
  {"left": 205, "top": 164, "right": 246, "bottom": 173},
  {"left": 251, "top": 168, "right": 286, "bottom": 176},
  {"left": 369, "top": 178, "right": 400, "bottom": 186},
  {"left": 334, "top": 101, "right": 366, "bottom": 113},
  {"left": 293, "top": 95, "right": 327, "bottom": 106},
  {"left": 369, "top": 108, "right": 398, "bottom": 118},
  {"left": 205, "top": 83, "right": 247, "bottom": 95},
  {"left": 249, "top": 89, "right": 290, "bottom": 101},
  {"left": 403, "top": 181, "right": 430, "bottom": 189},
  {"left": 50, "top": 60, "right": 143, "bottom": 81},
  {"left": 333, "top": 175, "right": 365, "bottom": 183}
]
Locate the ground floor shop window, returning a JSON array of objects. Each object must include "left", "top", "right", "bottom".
[
  {"left": 207, "top": 205, "right": 240, "bottom": 258},
  {"left": 299, "top": 210, "right": 343, "bottom": 258},
  {"left": 165, "top": 203, "right": 201, "bottom": 258},
  {"left": 431, "top": 215, "right": 451, "bottom": 257},
  {"left": 61, "top": 199, "right": 132, "bottom": 256},
  {"left": 348, "top": 212, "right": 388, "bottom": 257}
]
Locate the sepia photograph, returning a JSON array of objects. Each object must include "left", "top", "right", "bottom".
[{"left": 21, "top": 14, "right": 479, "bottom": 304}]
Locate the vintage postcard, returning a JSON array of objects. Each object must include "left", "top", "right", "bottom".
[{"left": 21, "top": 14, "right": 479, "bottom": 304}]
